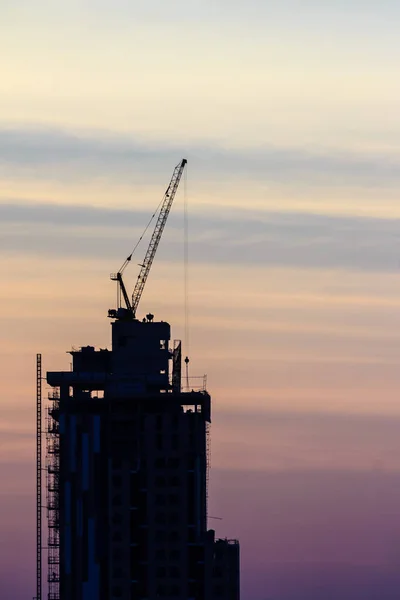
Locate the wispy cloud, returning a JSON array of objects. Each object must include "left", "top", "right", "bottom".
[
  {"left": 1, "top": 125, "right": 400, "bottom": 188},
  {"left": 2, "top": 199, "right": 400, "bottom": 273}
]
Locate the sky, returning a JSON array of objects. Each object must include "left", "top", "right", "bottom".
[{"left": 2, "top": 1, "right": 400, "bottom": 598}]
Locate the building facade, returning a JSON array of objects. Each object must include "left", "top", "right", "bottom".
[{"left": 46, "top": 315, "right": 240, "bottom": 600}]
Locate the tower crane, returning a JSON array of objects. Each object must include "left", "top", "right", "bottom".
[{"left": 108, "top": 158, "right": 187, "bottom": 320}]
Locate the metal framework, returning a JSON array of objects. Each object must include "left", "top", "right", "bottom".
[
  {"left": 131, "top": 158, "right": 187, "bottom": 316},
  {"left": 36, "top": 354, "right": 42, "bottom": 600},
  {"left": 206, "top": 421, "right": 211, "bottom": 521},
  {"left": 46, "top": 389, "right": 60, "bottom": 600}
]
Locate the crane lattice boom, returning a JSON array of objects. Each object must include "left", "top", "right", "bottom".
[{"left": 131, "top": 158, "right": 187, "bottom": 316}]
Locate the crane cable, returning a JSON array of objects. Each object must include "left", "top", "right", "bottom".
[
  {"left": 118, "top": 192, "right": 166, "bottom": 274},
  {"left": 184, "top": 165, "right": 190, "bottom": 391}
]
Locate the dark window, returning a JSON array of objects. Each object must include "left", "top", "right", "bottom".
[
  {"left": 155, "top": 476, "right": 166, "bottom": 488},
  {"left": 155, "top": 530, "right": 165, "bottom": 542},
  {"left": 112, "top": 474, "right": 122, "bottom": 487},
  {"left": 156, "top": 566, "right": 166, "bottom": 577},
  {"left": 155, "top": 457, "right": 166, "bottom": 469},
  {"left": 112, "top": 566, "right": 123, "bottom": 578},
  {"left": 112, "top": 494, "right": 122, "bottom": 507},
  {"left": 112, "top": 586, "right": 123, "bottom": 597},
  {"left": 155, "top": 512, "right": 166, "bottom": 524},
  {"left": 156, "top": 414, "right": 163, "bottom": 430},
  {"left": 112, "top": 513, "right": 122, "bottom": 525},
  {"left": 169, "top": 513, "right": 179, "bottom": 525},
  {"left": 170, "top": 565, "right": 180, "bottom": 578},
  {"left": 214, "top": 585, "right": 224, "bottom": 596},
  {"left": 169, "top": 530, "right": 180, "bottom": 542},
  {"left": 168, "top": 494, "right": 179, "bottom": 505},
  {"left": 170, "top": 476, "right": 180, "bottom": 487},
  {"left": 170, "top": 584, "right": 180, "bottom": 595},
  {"left": 172, "top": 434, "right": 179, "bottom": 450},
  {"left": 112, "top": 548, "right": 122, "bottom": 561},
  {"left": 156, "top": 585, "right": 166, "bottom": 597},
  {"left": 170, "top": 549, "right": 180, "bottom": 560},
  {"left": 156, "top": 494, "right": 166, "bottom": 506},
  {"left": 112, "top": 531, "right": 122, "bottom": 542},
  {"left": 157, "top": 434, "right": 163, "bottom": 450},
  {"left": 156, "top": 548, "right": 166, "bottom": 560}
]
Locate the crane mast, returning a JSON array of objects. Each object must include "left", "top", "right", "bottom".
[{"left": 108, "top": 158, "right": 187, "bottom": 320}]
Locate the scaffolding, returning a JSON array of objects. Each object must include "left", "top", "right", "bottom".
[
  {"left": 46, "top": 389, "right": 60, "bottom": 600},
  {"left": 36, "top": 354, "right": 42, "bottom": 600},
  {"left": 206, "top": 421, "right": 211, "bottom": 521}
]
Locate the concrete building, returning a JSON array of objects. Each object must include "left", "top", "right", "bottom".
[{"left": 46, "top": 314, "right": 240, "bottom": 600}]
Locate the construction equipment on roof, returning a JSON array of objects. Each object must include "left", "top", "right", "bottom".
[{"left": 108, "top": 158, "right": 187, "bottom": 320}]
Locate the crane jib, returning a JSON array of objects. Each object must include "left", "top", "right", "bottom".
[{"left": 131, "top": 158, "right": 187, "bottom": 316}]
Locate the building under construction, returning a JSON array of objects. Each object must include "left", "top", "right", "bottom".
[{"left": 36, "top": 159, "right": 240, "bottom": 600}]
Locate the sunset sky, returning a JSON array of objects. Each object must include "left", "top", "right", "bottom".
[{"left": 3, "top": 1, "right": 400, "bottom": 598}]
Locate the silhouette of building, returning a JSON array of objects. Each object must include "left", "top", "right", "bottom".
[{"left": 45, "top": 314, "right": 240, "bottom": 599}]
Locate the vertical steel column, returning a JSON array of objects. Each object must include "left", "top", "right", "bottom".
[{"left": 36, "top": 353, "right": 42, "bottom": 600}]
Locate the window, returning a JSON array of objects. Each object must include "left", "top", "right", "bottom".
[
  {"left": 170, "top": 476, "right": 180, "bottom": 487},
  {"left": 156, "top": 585, "right": 166, "bottom": 597},
  {"left": 170, "top": 549, "right": 180, "bottom": 560},
  {"left": 168, "top": 494, "right": 179, "bottom": 505},
  {"left": 155, "top": 476, "right": 166, "bottom": 488},
  {"left": 156, "top": 548, "right": 166, "bottom": 560},
  {"left": 112, "top": 474, "right": 122, "bottom": 487},
  {"left": 112, "top": 513, "right": 122, "bottom": 525},
  {"left": 112, "top": 566, "right": 123, "bottom": 578},
  {"left": 170, "top": 565, "right": 180, "bottom": 578},
  {"left": 156, "top": 566, "right": 166, "bottom": 578},
  {"left": 155, "top": 457, "right": 166, "bottom": 469},
  {"left": 168, "top": 456, "right": 180, "bottom": 468},
  {"left": 112, "top": 586, "right": 123, "bottom": 597},
  {"left": 112, "top": 548, "right": 122, "bottom": 561},
  {"left": 156, "top": 494, "right": 166, "bottom": 506},
  {"left": 169, "top": 531, "right": 180, "bottom": 542},
  {"left": 170, "top": 584, "right": 180, "bottom": 595},
  {"left": 155, "top": 530, "right": 166, "bottom": 542},
  {"left": 169, "top": 513, "right": 179, "bottom": 525},
  {"left": 155, "top": 512, "right": 166, "bottom": 524}
]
